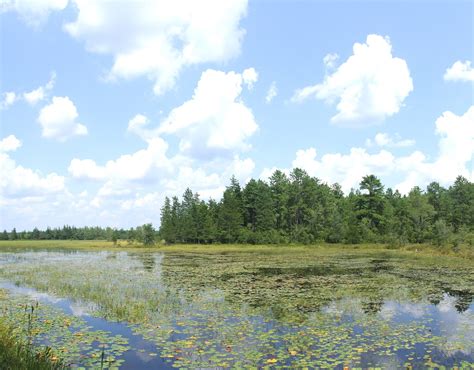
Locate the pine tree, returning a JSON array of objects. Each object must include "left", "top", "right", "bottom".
[
  {"left": 159, "top": 197, "right": 174, "bottom": 243},
  {"left": 10, "top": 228, "right": 17, "bottom": 240},
  {"left": 218, "top": 176, "right": 244, "bottom": 243}
]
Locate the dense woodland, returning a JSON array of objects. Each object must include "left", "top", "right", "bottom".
[
  {"left": 0, "top": 224, "right": 156, "bottom": 245},
  {"left": 159, "top": 170, "right": 474, "bottom": 246},
  {"left": 3, "top": 169, "right": 473, "bottom": 247}
]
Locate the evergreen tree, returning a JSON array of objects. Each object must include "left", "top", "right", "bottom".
[
  {"left": 142, "top": 223, "right": 156, "bottom": 246},
  {"left": 218, "top": 176, "right": 244, "bottom": 243},
  {"left": 159, "top": 197, "right": 174, "bottom": 243},
  {"left": 31, "top": 227, "right": 40, "bottom": 240},
  {"left": 269, "top": 170, "right": 290, "bottom": 233},
  {"left": 357, "top": 175, "right": 386, "bottom": 236},
  {"left": 406, "top": 187, "right": 435, "bottom": 243},
  {"left": 10, "top": 228, "right": 17, "bottom": 240},
  {"left": 180, "top": 188, "right": 198, "bottom": 243},
  {"left": 447, "top": 176, "right": 474, "bottom": 231}
]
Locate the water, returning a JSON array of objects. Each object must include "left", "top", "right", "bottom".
[
  {"left": 0, "top": 281, "right": 172, "bottom": 369},
  {"left": 0, "top": 248, "right": 473, "bottom": 368}
]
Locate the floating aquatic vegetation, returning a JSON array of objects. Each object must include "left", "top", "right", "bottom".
[
  {"left": 0, "top": 247, "right": 473, "bottom": 368},
  {"left": 0, "top": 288, "right": 130, "bottom": 368}
]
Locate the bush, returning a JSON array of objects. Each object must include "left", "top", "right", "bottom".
[{"left": 432, "top": 219, "right": 450, "bottom": 247}]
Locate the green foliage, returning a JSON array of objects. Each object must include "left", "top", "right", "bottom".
[
  {"left": 1, "top": 247, "right": 473, "bottom": 368},
  {"left": 0, "top": 320, "right": 65, "bottom": 370},
  {"left": 0, "top": 230, "right": 8, "bottom": 240},
  {"left": 432, "top": 219, "right": 450, "bottom": 247},
  {"left": 158, "top": 172, "right": 474, "bottom": 246},
  {"left": 6, "top": 173, "right": 474, "bottom": 248},
  {"left": 218, "top": 176, "right": 245, "bottom": 243},
  {"left": 141, "top": 223, "right": 156, "bottom": 246}
]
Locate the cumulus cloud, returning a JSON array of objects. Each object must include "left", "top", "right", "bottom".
[
  {"left": 68, "top": 67, "right": 259, "bottom": 216},
  {"left": 0, "top": 92, "right": 17, "bottom": 109},
  {"left": 0, "top": 135, "right": 65, "bottom": 200},
  {"left": 365, "top": 133, "right": 415, "bottom": 148},
  {"left": 0, "top": 0, "right": 68, "bottom": 27},
  {"left": 127, "top": 114, "right": 153, "bottom": 142},
  {"left": 291, "top": 147, "right": 395, "bottom": 192},
  {"left": 261, "top": 106, "right": 473, "bottom": 194},
  {"left": 433, "top": 106, "right": 474, "bottom": 182},
  {"left": 323, "top": 53, "right": 339, "bottom": 70},
  {"left": 69, "top": 137, "right": 171, "bottom": 182},
  {"left": 38, "top": 96, "right": 87, "bottom": 141},
  {"left": 64, "top": 0, "right": 248, "bottom": 94},
  {"left": 444, "top": 60, "right": 474, "bottom": 82},
  {"left": 1, "top": 72, "right": 56, "bottom": 109},
  {"left": 0, "top": 135, "right": 22, "bottom": 152},
  {"left": 125, "top": 69, "right": 258, "bottom": 159},
  {"left": 157, "top": 68, "right": 258, "bottom": 157},
  {"left": 265, "top": 81, "right": 277, "bottom": 103},
  {"left": 242, "top": 67, "right": 258, "bottom": 89},
  {"left": 23, "top": 72, "right": 56, "bottom": 105},
  {"left": 292, "top": 34, "right": 413, "bottom": 125}
]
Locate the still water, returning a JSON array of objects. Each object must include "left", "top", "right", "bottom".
[{"left": 0, "top": 248, "right": 473, "bottom": 368}]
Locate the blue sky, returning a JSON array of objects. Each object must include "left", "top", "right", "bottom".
[{"left": 1, "top": 0, "right": 473, "bottom": 230}]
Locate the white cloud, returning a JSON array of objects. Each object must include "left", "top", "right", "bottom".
[
  {"left": 0, "top": 92, "right": 17, "bottom": 109},
  {"left": 444, "top": 60, "right": 474, "bottom": 82},
  {"left": 323, "top": 53, "right": 339, "bottom": 70},
  {"left": 259, "top": 166, "right": 290, "bottom": 181},
  {"left": 23, "top": 72, "right": 56, "bottom": 105},
  {"left": 157, "top": 68, "right": 258, "bottom": 157},
  {"left": 1, "top": 72, "right": 56, "bottom": 109},
  {"left": 0, "top": 135, "right": 65, "bottom": 200},
  {"left": 265, "top": 81, "right": 277, "bottom": 103},
  {"left": 64, "top": 0, "right": 248, "bottom": 95},
  {"left": 293, "top": 34, "right": 413, "bottom": 125},
  {"left": 69, "top": 137, "right": 171, "bottom": 182},
  {"left": 38, "top": 96, "right": 88, "bottom": 141},
  {"left": 291, "top": 147, "right": 395, "bottom": 192},
  {"left": 68, "top": 158, "right": 106, "bottom": 181},
  {"left": 365, "top": 133, "right": 415, "bottom": 148},
  {"left": 0, "top": 135, "right": 21, "bottom": 152},
  {"left": 261, "top": 106, "right": 473, "bottom": 194},
  {"left": 1, "top": 0, "right": 69, "bottom": 27},
  {"left": 396, "top": 106, "right": 474, "bottom": 191},
  {"left": 224, "top": 155, "right": 255, "bottom": 184},
  {"left": 67, "top": 67, "right": 259, "bottom": 219},
  {"left": 127, "top": 114, "right": 156, "bottom": 142},
  {"left": 242, "top": 67, "right": 258, "bottom": 89},
  {"left": 433, "top": 106, "right": 474, "bottom": 182}
]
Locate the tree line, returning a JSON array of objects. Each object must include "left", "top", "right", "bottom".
[
  {"left": 0, "top": 224, "right": 157, "bottom": 245},
  {"left": 159, "top": 169, "right": 474, "bottom": 246},
  {"left": 2, "top": 170, "right": 472, "bottom": 247}
]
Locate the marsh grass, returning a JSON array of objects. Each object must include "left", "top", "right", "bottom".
[
  {"left": 1, "top": 239, "right": 473, "bottom": 259},
  {"left": 0, "top": 286, "right": 130, "bottom": 369},
  {"left": 0, "top": 308, "right": 64, "bottom": 370}
]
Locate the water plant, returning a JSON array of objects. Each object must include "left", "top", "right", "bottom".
[{"left": 0, "top": 246, "right": 473, "bottom": 368}]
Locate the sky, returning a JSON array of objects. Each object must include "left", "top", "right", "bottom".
[{"left": 0, "top": 0, "right": 473, "bottom": 231}]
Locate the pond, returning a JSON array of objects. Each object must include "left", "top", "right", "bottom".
[{"left": 0, "top": 247, "right": 473, "bottom": 369}]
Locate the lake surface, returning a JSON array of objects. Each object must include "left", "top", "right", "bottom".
[{"left": 0, "top": 247, "right": 473, "bottom": 369}]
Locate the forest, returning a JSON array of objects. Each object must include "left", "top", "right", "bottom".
[
  {"left": 159, "top": 169, "right": 474, "bottom": 246},
  {"left": 3, "top": 169, "right": 473, "bottom": 247}
]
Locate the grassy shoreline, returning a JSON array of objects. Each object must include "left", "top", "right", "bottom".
[
  {"left": 0, "top": 239, "right": 472, "bottom": 259},
  {"left": 0, "top": 320, "right": 63, "bottom": 370}
]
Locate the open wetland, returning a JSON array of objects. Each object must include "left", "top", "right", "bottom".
[{"left": 0, "top": 245, "right": 473, "bottom": 369}]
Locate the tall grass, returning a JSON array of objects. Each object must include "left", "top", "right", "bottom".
[{"left": 0, "top": 319, "right": 64, "bottom": 370}]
